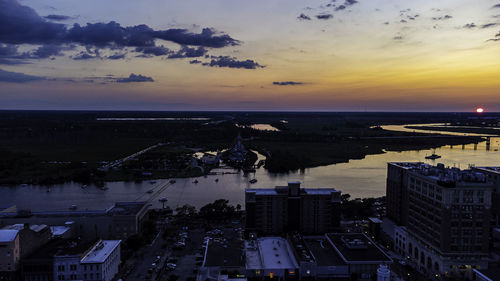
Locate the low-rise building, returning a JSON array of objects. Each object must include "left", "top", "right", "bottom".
[
  {"left": 80, "top": 240, "right": 120, "bottom": 281},
  {"left": 21, "top": 239, "right": 119, "bottom": 281},
  {"left": 199, "top": 232, "right": 392, "bottom": 281},
  {"left": 326, "top": 233, "right": 392, "bottom": 280},
  {"left": 0, "top": 230, "right": 20, "bottom": 281},
  {"left": 288, "top": 234, "right": 349, "bottom": 280},
  {"left": 0, "top": 202, "right": 149, "bottom": 240},
  {"left": 245, "top": 237, "right": 299, "bottom": 281},
  {"left": 2, "top": 224, "right": 51, "bottom": 259}
]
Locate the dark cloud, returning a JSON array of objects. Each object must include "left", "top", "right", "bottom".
[
  {"left": 316, "top": 14, "right": 333, "bottom": 20},
  {"left": 492, "top": 4, "right": 500, "bottom": 8},
  {"left": 154, "top": 28, "right": 239, "bottom": 48},
  {"left": 168, "top": 46, "right": 207, "bottom": 59},
  {"left": 272, "top": 81, "right": 304, "bottom": 86},
  {"left": 189, "top": 59, "right": 202, "bottom": 64},
  {"left": 0, "top": 68, "right": 44, "bottom": 83},
  {"left": 205, "top": 56, "right": 264, "bottom": 69},
  {"left": 393, "top": 36, "right": 404, "bottom": 40},
  {"left": 0, "top": 58, "right": 30, "bottom": 65},
  {"left": 0, "top": 0, "right": 239, "bottom": 60},
  {"left": 72, "top": 52, "right": 99, "bottom": 60},
  {"left": 297, "top": 13, "right": 312, "bottom": 20},
  {"left": 487, "top": 31, "right": 500, "bottom": 42},
  {"left": 0, "top": 43, "right": 26, "bottom": 64},
  {"left": 0, "top": 0, "right": 67, "bottom": 44},
  {"left": 463, "top": 23, "right": 477, "bottom": 29},
  {"left": 432, "top": 15, "right": 453, "bottom": 21},
  {"left": 107, "top": 53, "right": 126, "bottom": 60},
  {"left": 333, "top": 0, "right": 358, "bottom": 11},
  {"left": 116, "top": 73, "right": 154, "bottom": 83},
  {"left": 0, "top": 43, "right": 18, "bottom": 57},
  {"left": 481, "top": 23, "right": 498, "bottom": 28},
  {"left": 30, "top": 44, "right": 66, "bottom": 58},
  {"left": 65, "top": 22, "right": 156, "bottom": 48},
  {"left": 135, "top": 45, "right": 171, "bottom": 56},
  {"left": 44, "top": 14, "right": 72, "bottom": 21}
]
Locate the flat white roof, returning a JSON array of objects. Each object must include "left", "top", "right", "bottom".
[
  {"left": 258, "top": 237, "right": 298, "bottom": 269},
  {"left": 0, "top": 229, "right": 19, "bottom": 242},
  {"left": 81, "top": 240, "right": 120, "bottom": 264}
]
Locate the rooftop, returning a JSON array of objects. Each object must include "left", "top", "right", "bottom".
[
  {"left": 205, "top": 234, "right": 245, "bottom": 267},
  {"left": 107, "top": 202, "right": 147, "bottom": 216},
  {"left": 51, "top": 226, "right": 71, "bottom": 237},
  {"left": 302, "top": 237, "right": 345, "bottom": 266},
  {"left": 327, "top": 233, "right": 392, "bottom": 263},
  {"left": 24, "top": 239, "right": 95, "bottom": 260},
  {"left": 0, "top": 229, "right": 19, "bottom": 242},
  {"left": 475, "top": 167, "right": 500, "bottom": 174},
  {"left": 3, "top": 224, "right": 48, "bottom": 233},
  {"left": 81, "top": 240, "right": 121, "bottom": 264},
  {"left": 390, "top": 162, "right": 492, "bottom": 187},
  {"left": 0, "top": 202, "right": 148, "bottom": 218},
  {"left": 257, "top": 237, "right": 298, "bottom": 269},
  {"left": 246, "top": 187, "right": 339, "bottom": 196}
]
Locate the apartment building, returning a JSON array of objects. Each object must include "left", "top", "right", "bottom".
[{"left": 245, "top": 182, "right": 341, "bottom": 235}]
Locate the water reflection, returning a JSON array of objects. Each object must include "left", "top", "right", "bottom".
[{"left": 1, "top": 124, "right": 499, "bottom": 212}]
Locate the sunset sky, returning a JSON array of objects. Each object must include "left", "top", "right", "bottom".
[{"left": 1, "top": 0, "right": 500, "bottom": 111}]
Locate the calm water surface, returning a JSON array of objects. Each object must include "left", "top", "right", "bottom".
[{"left": 1, "top": 124, "right": 499, "bottom": 212}]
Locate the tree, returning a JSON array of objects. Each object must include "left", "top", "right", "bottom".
[
  {"left": 199, "top": 199, "right": 236, "bottom": 220},
  {"left": 175, "top": 204, "right": 197, "bottom": 217}
]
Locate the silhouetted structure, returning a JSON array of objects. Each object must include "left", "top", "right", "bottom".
[
  {"left": 386, "top": 162, "right": 493, "bottom": 276},
  {"left": 245, "top": 182, "right": 341, "bottom": 235}
]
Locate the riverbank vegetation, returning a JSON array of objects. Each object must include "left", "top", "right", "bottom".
[{"left": 0, "top": 111, "right": 497, "bottom": 184}]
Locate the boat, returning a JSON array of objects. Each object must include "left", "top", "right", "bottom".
[
  {"left": 46, "top": 188, "right": 51, "bottom": 192},
  {"left": 169, "top": 179, "right": 176, "bottom": 184},
  {"left": 215, "top": 178, "right": 219, "bottom": 182},
  {"left": 149, "top": 181, "right": 157, "bottom": 184},
  {"left": 425, "top": 149, "right": 441, "bottom": 160},
  {"left": 69, "top": 205, "right": 77, "bottom": 210},
  {"left": 193, "top": 179, "right": 199, "bottom": 184},
  {"left": 147, "top": 190, "right": 154, "bottom": 194},
  {"left": 249, "top": 179, "right": 258, "bottom": 184},
  {"left": 81, "top": 185, "right": 87, "bottom": 189},
  {"left": 425, "top": 152, "right": 441, "bottom": 160}
]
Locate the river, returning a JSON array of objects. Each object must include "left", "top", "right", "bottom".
[{"left": 1, "top": 124, "right": 499, "bottom": 212}]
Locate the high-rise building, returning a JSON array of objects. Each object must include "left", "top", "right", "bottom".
[
  {"left": 245, "top": 182, "right": 341, "bottom": 235},
  {"left": 473, "top": 167, "right": 500, "bottom": 225},
  {"left": 386, "top": 162, "right": 493, "bottom": 276}
]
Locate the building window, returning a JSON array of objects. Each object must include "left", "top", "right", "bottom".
[{"left": 58, "top": 265, "right": 65, "bottom": 272}]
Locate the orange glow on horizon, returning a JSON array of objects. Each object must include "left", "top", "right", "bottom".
[{"left": 476, "top": 107, "right": 484, "bottom": 113}]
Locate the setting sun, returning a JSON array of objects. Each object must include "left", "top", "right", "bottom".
[{"left": 476, "top": 107, "right": 484, "bottom": 113}]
